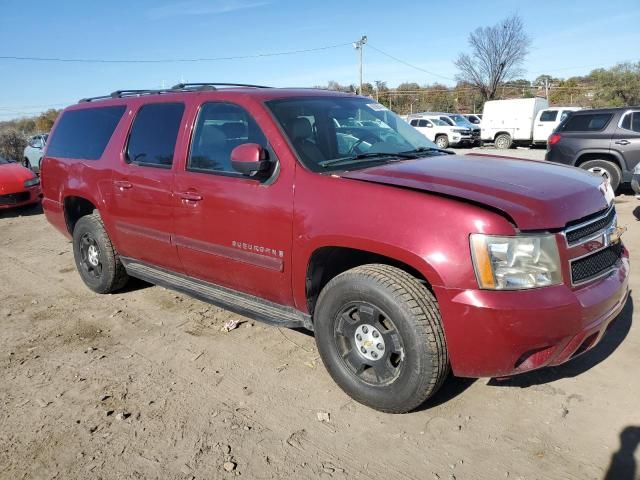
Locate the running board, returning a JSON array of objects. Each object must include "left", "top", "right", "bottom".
[{"left": 121, "top": 259, "right": 312, "bottom": 330}]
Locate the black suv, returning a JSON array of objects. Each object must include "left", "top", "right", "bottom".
[{"left": 546, "top": 107, "right": 640, "bottom": 191}]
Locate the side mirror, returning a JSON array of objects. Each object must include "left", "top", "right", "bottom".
[{"left": 231, "top": 143, "right": 271, "bottom": 177}]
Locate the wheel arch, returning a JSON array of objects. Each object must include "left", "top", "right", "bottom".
[
  {"left": 575, "top": 150, "right": 626, "bottom": 171},
  {"left": 63, "top": 195, "right": 99, "bottom": 235},
  {"left": 303, "top": 243, "right": 443, "bottom": 316}
]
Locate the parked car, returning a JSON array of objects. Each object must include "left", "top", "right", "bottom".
[
  {"left": 417, "top": 111, "right": 481, "bottom": 146},
  {"left": 408, "top": 116, "right": 462, "bottom": 148},
  {"left": 23, "top": 133, "right": 48, "bottom": 173},
  {"left": 0, "top": 155, "right": 42, "bottom": 209},
  {"left": 546, "top": 108, "right": 640, "bottom": 191},
  {"left": 482, "top": 98, "right": 581, "bottom": 149},
  {"left": 463, "top": 114, "right": 482, "bottom": 125},
  {"left": 42, "top": 84, "right": 629, "bottom": 413}
]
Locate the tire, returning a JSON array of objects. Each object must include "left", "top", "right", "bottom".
[
  {"left": 23, "top": 158, "right": 32, "bottom": 170},
  {"left": 314, "top": 264, "right": 449, "bottom": 413},
  {"left": 72, "top": 212, "right": 129, "bottom": 294},
  {"left": 435, "top": 135, "right": 449, "bottom": 149},
  {"left": 579, "top": 159, "right": 622, "bottom": 192},
  {"left": 494, "top": 133, "right": 512, "bottom": 150}
]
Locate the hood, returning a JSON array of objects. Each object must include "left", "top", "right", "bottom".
[
  {"left": 340, "top": 154, "right": 608, "bottom": 230},
  {"left": 0, "top": 162, "right": 36, "bottom": 194}
]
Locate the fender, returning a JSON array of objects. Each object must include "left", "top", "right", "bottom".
[{"left": 575, "top": 148, "right": 626, "bottom": 170}]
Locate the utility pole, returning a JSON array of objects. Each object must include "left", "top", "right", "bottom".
[
  {"left": 544, "top": 77, "right": 550, "bottom": 99},
  {"left": 352, "top": 35, "right": 367, "bottom": 96}
]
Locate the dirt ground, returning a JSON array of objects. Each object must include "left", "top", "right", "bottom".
[{"left": 1, "top": 196, "right": 639, "bottom": 480}]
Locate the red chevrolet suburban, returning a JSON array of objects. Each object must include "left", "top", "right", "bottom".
[{"left": 41, "top": 84, "right": 629, "bottom": 413}]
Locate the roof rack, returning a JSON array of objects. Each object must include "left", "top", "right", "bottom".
[
  {"left": 170, "top": 82, "right": 271, "bottom": 90},
  {"left": 79, "top": 83, "right": 272, "bottom": 103}
]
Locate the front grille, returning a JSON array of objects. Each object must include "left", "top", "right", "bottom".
[
  {"left": 0, "top": 192, "right": 30, "bottom": 205},
  {"left": 571, "top": 243, "right": 623, "bottom": 284},
  {"left": 565, "top": 207, "right": 616, "bottom": 245}
]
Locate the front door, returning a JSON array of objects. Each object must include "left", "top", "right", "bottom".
[
  {"left": 533, "top": 109, "right": 559, "bottom": 142},
  {"left": 173, "top": 101, "right": 295, "bottom": 305},
  {"left": 611, "top": 110, "right": 640, "bottom": 175},
  {"left": 110, "top": 102, "right": 185, "bottom": 272}
]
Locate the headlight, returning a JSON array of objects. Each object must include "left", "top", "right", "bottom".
[
  {"left": 470, "top": 234, "right": 562, "bottom": 290},
  {"left": 24, "top": 177, "right": 40, "bottom": 188}
]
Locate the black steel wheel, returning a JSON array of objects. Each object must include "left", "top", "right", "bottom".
[
  {"left": 314, "top": 264, "right": 449, "bottom": 413},
  {"left": 334, "top": 302, "right": 405, "bottom": 386},
  {"left": 72, "top": 212, "right": 129, "bottom": 293}
]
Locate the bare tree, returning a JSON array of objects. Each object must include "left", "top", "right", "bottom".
[{"left": 455, "top": 15, "right": 531, "bottom": 100}]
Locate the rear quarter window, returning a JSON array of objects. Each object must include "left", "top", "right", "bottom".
[
  {"left": 46, "top": 105, "right": 126, "bottom": 160},
  {"left": 560, "top": 113, "right": 613, "bottom": 132}
]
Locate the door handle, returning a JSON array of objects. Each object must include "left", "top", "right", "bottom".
[
  {"left": 114, "top": 180, "right": 133, "bottom": 190},
  {"left": 615, "top": 140, "right": 630, "bottom": 145},
  {"left": 178, "top": 191, "right": 203, "bottom": 202}
]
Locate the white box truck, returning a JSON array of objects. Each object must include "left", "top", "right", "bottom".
[{"left": 481, "top": 98, "right": 581, "bottom": 149}]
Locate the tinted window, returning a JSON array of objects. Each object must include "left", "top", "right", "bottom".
[
  {"left": 47, "top": 106, "right": 125, "bottom": 160},
  {"left": 561, "top": 113, "right": 613, "bottom": 132},
  {"left": 540, "top": 110, "right": 558, "bottom": 122},
  {"left": 188, "top": 102, "right": 267, "bottom": 175},
  {"left": 410, "top": 119, "right": 418, "bottom": 126},
  {"left": 620, "top": 112, "right": 640, "bottom": 133},
  {"left": 126, "top": 103, "right": 184, "bottom": 168},
  {"left": 418, "top": 120, "right": 428, "bottom": 127}
]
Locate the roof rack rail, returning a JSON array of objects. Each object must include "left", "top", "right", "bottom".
[
  {"left": 171, "top": 82, "right": 271, "bottom": 90},
  {"left": 79, "top": 89, "right": 170, "bottom": 103},
  {"left": 79, "top": 83, "right": 272, "bottom": 103}
]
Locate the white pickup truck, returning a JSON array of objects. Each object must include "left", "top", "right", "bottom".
[
  {"left": 408, "top": 116, "right": 466, "bottom": 149},
  {"left": 481, "top": 98, "right": 581, "bottom": 149}
]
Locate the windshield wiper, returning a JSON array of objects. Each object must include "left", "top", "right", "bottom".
[
  {"left": 399, "top": 147, "right": 452, "bottom": 155},
  {"left": 319, "top": 151, "right": 422, "bottom": 168}
]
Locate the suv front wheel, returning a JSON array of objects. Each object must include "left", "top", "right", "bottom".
[
  {"left": 72, "top": 212, "right": 129, "bottom": 293},
  {"left": 579, "top": 159, "right": 622, "bottom": 192},
  {"left": 314, "top": 264, "right": 449, "bottom": 413}
]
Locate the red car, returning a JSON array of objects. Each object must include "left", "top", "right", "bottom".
[
  {"left": 0, "top": 157, "right": 42, "bottom": 209},
  {"left": 41, "top": 84, "right": 629, "bottom": 413}
]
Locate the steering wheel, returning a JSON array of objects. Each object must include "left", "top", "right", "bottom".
[{"left": 347, "top": 132, "right": 381, "bottom": 155}]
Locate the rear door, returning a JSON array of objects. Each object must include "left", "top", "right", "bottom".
[
  {"left": 611, "top": 110, "right": 640, "bottom": 174},
  {"left": 533, "top": 109, "right": 559, "bottom": 142},
  {"left": 110, "top": 102, "right": 185, "bottom": 272}
]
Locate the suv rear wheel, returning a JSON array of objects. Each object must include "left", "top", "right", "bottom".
[
  {"left": 494, "top": 133, "right": 512, "bottom": 150},
  {"left": 72, "top": 212, "right": 129, "bottom": 293},
  {"left": 579, "top": 159, "right": 622, "bottom": 192},
  {"left": 435, "top": 135, "right": 449, "bottom": 149},
  {"left": 314, "top": 264, "right": 449, "bottom": 413}
]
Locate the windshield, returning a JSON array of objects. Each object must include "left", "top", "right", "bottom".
[
  {"left": 267, "top": 97, "right": 441, "bottom": 172},
  {"left": 449, "top": 114, "right": 474, "bottom": 127}
]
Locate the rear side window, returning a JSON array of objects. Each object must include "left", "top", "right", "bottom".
[
  {"left": 47, "top": 106, "right": 126, "bottom": 160},
  {"left": 620, "top": 112, "right": 640, "bottom": 133},
  {"left": 126, "top": 103, "right": 184, "bottom": 168},
  {"left": 561, "top": 113, "right": 613, "bottom": 132},
  {"left": 410, "top": 119, "right": 418, "bottom": 126},
  {"left": 539, "top": 110, "right": 558, "bottom": 122}
]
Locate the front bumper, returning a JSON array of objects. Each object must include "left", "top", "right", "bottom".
[
  {"left": 0, "top": 186, "right": 42, "bottom": 209},
  {"left": 435, "top": 252, "right": 629, "bottom": 378}
]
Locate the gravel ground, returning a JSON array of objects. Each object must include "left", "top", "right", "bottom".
[{"left": 0, "top": 197, "right": 639, "bottom": 480}]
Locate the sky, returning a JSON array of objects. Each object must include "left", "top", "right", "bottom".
[{"left": 0, "top": 0, "right": 639, "bottom": 120}]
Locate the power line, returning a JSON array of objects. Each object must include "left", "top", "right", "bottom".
[
  {"left": 0, "top": 42, "right": 352, "bottom": 64},
  {"left": 367, "top": 44, "right": 455, "bottom": 82}
]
